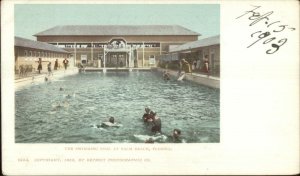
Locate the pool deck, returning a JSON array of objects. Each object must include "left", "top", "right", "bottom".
[
  {"left": 15, "top": 67, "right": 220, "bottom": 89},
  {"left": 79, "top": 67, "right": 152, "bottom": 72},
  {"left": 156, "top": 68, "right": 220, "bottom": 89},
  {"left": 15, "top": 67, "right": 79, "bottom": 90}
]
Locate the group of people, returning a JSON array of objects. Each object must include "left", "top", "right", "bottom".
[
  {"left": 142, "top": 107, "right": 182, "bottom": 143},
  {"left": 37, "top": 58, "right": 69, "bottom": 75},
  {"left": 142, "top": 107, "right": 162, "bottom": 134},
  {"left": 162, "top": 58, "right": 190, "bottom": 81},
  {"left": 162, "top": 56, "right": 210, "bottom": 81},
  {"left": 190, "top": 55, "right": 209, "bottom": 73}
]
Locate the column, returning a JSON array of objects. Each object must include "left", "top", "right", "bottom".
[
  {"left": 136, "top": 50, "right": 139, "bottom": 68},
  {"left": 142, "top": 42, "right": 145, "bottom": 67},
  {"left": 125, "top": 52, "right": 128, "bottom": 67},
  {"left": 103, "top": 51, "right": 106, "bottom": 68},
  {"left": 160, "top": 42, "right": 162, "bottom": 55},
  {"left": 74, "top": 42, "right": 77, "bottom": 67},
  {"left": 91, "top": 42, "right": 93, "bottom": 67},
  {"left": 129, "top": 51, "right": 132, "bottom": 68}
]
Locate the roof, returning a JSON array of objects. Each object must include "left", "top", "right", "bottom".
[
  {"left": 34, "top": 25, "right": 200, "bottom": 36},
  {"left": 15, "top": 37, "right": 69, "bottom": 53},
  {"left": 170, "top": 35, "right": 220, "bottom": 52}
]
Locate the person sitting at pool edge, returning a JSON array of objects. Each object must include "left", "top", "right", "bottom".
[
  {"left": 150, "top": 111, "right": 161, "bottom": 133},
  {"left": 176, "top": 58, "right": 190, "bottom": 80},
  {"left": 142, "top": 107, "right": 151, "bottom": 122},
  {"left": 181, "top": 58, "right": 191, "bottom": 73}
]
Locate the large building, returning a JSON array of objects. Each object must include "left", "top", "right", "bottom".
[
  {"left": 34, "top": 25, "right": 200, "bottom": 68},
  {"left": 15, "top": 37, "right": 70, "bottom": 74},
  {"left": 160, "top": 35, "right": 220, "bottom": 76}
]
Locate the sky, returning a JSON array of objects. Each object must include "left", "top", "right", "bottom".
[{"left": 15, "top": 4, "right": 220, "bottom": 40}]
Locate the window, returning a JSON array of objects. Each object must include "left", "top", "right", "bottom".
[
  {"left": 81, "top": 54, "right": 87, "bottom": 64},
  {"left": 29, "top": 51, "right": 32, "bottom": 57},
  {"left": 45, "top": 52, "right": 47, "bottom": 57},
  {"left": 24, "top": 50, "right": 27, "bottom": 56},
  {"left": 149, "top": 55, "right": 156, "bottom": 65},
  {"left": 76, "top": 43, "right": 90, "bottom": 48},
  {"left": 34, "top": 51, "right": 36, "bottom": 57},
  {"left": 97, "top": 54, "right": 103, "bottom": 60}
]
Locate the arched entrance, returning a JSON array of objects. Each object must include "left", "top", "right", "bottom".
[{"left": 101, "top": 38, "right": 133, "bottom": 68}]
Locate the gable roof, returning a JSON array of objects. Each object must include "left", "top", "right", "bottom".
[
  {"left": 34, "top": 25, "right": 200, "bottom": 36},
  {"left": 170, "top": 35, "right": 219, "bottom": 52},
  {"left": 15, "top": 37, "right": 69, "bottom": 53}
]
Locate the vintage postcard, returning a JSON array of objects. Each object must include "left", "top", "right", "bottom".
[{"left": 1, "top": 0, "right": 299, "bottom": 175}]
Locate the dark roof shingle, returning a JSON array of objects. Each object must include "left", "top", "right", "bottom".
[
  {"left": 15, "top": 37, "right": 69, "bottom": 53},
  {"left": 34, "top": 25, "right": 200, "bottom": 36}
]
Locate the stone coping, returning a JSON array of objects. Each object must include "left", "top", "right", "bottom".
[
  {"left": 156, "top": 68, "right": 220, "bottom": 89},
  {"left": 15, "top": 68, "right": 78, "bottom": 90}
]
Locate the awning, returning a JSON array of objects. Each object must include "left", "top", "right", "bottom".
[{"left": 159, "top": 53, "right": 179, "bottom": 61}]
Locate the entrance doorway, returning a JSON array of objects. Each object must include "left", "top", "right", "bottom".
[{"left": 106, "top": 53, "right": 126, "bottom": 67}]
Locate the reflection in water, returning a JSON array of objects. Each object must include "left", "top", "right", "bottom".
[{"left": 15, "top": 72, "right": 220, "bottom": 143}]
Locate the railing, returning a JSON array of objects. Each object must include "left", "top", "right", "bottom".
[{"left": 105, "top": 45, "right": 131, "bottom": 51}]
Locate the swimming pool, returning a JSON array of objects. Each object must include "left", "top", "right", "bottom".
[{"left": 15, "top": 71, "right": 220, "bottom": 143}]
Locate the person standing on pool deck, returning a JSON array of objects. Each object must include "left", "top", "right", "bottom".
[
  {"left": 178, "top": 59, "right": 183, "bottom": 76},
  {"left": 204, "top": 55, "right": 209, "bottom": 74},
  {"left": 63, "top": 58, "right": 69, "bottom": 70},
  {"left": 54, "top": 59, "right": 59, "bottom": 70},
  {"left": 37, "top": 58, "right": 42, "bottom": 74},
  {"left": 192, "top": 60, "right": 197, "bottom": 71}
]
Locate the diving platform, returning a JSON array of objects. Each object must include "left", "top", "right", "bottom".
[{"left": 79, "top": 67, "right": 153, "bottom": 72}]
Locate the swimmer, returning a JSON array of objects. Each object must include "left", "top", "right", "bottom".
[
  {"left": 44, "top": 76, "right": 48, "bottom": 82},
  {"left": 172, "top": 129, "right": 181, "bottom": 142},
  {"left": 109, "top": 116, "right": 115, "bottom": 124},
  {"left": 52, "top": 102, "right": 63, "bottom": 110},
  {"left": 59, "top": 87, "right": 64, "bottom": 91},
  {"left": 63, "top": 100, "right": 69, "bottom": 108},
  {"left": 66, "top": 94, "right": 72, "bottom": 99},
  {"left": 163, "top": 71, "right": 170, "bottom": 80},
  {"left": 145, "top": 138, "right": 154, "bottom": 143},
  {"left": 101, "top": 117, "right": 122, "bottom": 127},
  {"left": 150, "top": 111, "right": 161, "bottom": 133},
  {"left": 142, "top": 107, "right": 151, "bottom": 122},
  {"left": 31, "top": 76, "right": 35, "bottom": 84}
]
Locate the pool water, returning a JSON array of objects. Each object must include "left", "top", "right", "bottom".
[{"left": 15, "top": 71, "right": 220, "bottom": 143}]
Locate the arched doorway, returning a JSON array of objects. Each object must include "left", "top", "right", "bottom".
[{"left": 103, "top": 38, "right": 132, "bottom": 68}]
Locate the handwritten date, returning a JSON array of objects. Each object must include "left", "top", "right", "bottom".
[{"left": 236, "top": 5, "right": 295, "bottom": 54}]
